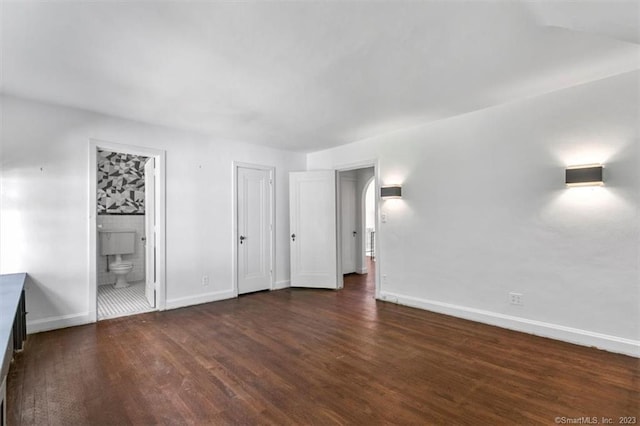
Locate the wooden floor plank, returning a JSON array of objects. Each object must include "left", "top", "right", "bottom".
[{"left": 7, "top": 261, "right": 640, "bottom": 425}]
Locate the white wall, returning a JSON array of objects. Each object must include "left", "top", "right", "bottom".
[
  {"left": 0, "top": 95, "right": 305, "bottom": 332},
  {"left": 308, "top": 71, "right": 640, "bottom": 356}
]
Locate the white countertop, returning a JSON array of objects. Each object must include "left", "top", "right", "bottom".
[{"left": 1, "top": 272, "right": 26, "bottom": 380}]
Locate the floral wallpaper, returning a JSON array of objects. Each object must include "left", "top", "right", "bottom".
[{"left": 97, "top": 149, "right": 148, "bottom": 214}]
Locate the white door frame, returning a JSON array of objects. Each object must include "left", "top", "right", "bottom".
[
  {"left": 335, "top": 160, "right": 380, "bottom": 299},
  {"left": 88, "top": 139, "right": 167, "bottom": 322},
  {"left": 232, "top": 162, "right": 275, "bottom": 297},
  {"left": 143, "top": 157, "right": 157, "bottom": 308}
]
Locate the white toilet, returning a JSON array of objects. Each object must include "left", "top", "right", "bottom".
[{"left": 99, "top": 229, "right": 135, "bottom": 288}]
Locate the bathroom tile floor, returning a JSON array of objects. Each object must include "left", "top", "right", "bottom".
[{"left": 97, "top": 281, "right": 155, "bottom": 320}]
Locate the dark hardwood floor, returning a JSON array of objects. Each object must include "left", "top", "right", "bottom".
[{"left": 8, "top": 259, "right": 639, "bottom": 425}]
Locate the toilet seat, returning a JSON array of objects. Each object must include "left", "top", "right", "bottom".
[
  {"left": 110, "top": 261, "right": 133, "bottom": 289},
  {"left": 109, "top": 262, "right": 133, "bottom": 270}
]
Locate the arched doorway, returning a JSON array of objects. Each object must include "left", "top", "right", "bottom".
[{"left": 364, "top": 177, "right": 376, "bottom": 263}]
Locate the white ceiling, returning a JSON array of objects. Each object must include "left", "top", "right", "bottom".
[{"left": 1, "top": 1, "right": 638, "bottom": 152}]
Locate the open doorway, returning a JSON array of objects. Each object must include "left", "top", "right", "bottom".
[
  {"left": 89, "top": 141, "right": 166, "bottom": 322},
  {"left": 288, "top": 165, "right": 378, "bottom": 293},
  {"left": 338, "top": 166, "right": 376, "bottom": 294}
]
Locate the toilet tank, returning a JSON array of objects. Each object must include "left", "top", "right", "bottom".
[{"left": 99, "top": 229, "right": 136, "bottom": 255}]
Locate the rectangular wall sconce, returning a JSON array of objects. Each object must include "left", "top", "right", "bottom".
[
  {"left": 565, "top": 164, "right": 604, "bottom": 187},
  {"left": 381, "top": 185, "right": 402, "bottom": 199}
]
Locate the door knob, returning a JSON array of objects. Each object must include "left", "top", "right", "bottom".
[
  {"left": 239, "top": 235, "right": 246, "bottom": 244},
  {"left": 352, "top": 231, "right": 357, "bottom": 237},
  {"left": 291, "top": 233, "right": 296, "bottom": 242}
]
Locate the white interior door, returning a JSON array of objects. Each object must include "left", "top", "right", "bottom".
[
  {"left": 144, "top": 158, "right": 156, "bottom": 308},
  {"left": 237, "top": 166, "right": 272, "bottom": 294},
  {"left": 289, "top": 170, "right": 338, "bottom": 289},
  {"left": 340, "top": 176, "right": 357, "bottom": 274}
]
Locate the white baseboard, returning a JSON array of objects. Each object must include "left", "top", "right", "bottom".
[
  {"left": 273, "top": 280, "right": 290, "bottom": 290},
  {"left": 165, "top": 289, "right": 235, "bottom": 310},
  {"left": 379, "top": 291, "right": 640, "bottom": 358},
  {"left": 357, "top": 267, "right": 368, "bottom": 274},
  {"left": 27, "top": 312, "right": 92, "bottom": 334}
]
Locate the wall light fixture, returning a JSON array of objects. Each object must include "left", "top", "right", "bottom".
[
  {"left": 565, "top": 164, "right": 604, "bottom": 187},
  {"left": 381, "top": 184, "right": 402, "bottom": 199}
]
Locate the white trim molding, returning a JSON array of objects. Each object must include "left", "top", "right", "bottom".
[
  {"left": 378, "top": 291, "right": 640, "bottom": 358},
  {"left": 273, "top": 280, "right": 290, "bottom": 290},
  {"left": 27, "top": 312, "right": 92, "bottom": 334},
  {"left": 165, "top": 289, "right": 236, "bottom": 311}
]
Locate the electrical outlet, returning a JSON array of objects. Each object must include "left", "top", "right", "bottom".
[
  {"left": 509, "top": 292, "right": 523, "bottom": 305},
  {"left": 381, "top": 213, "right": 388, "bottom": 223},
  {"left": 202, "top": 275, "right": 210, "bottom": 287}
]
